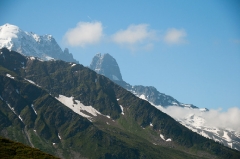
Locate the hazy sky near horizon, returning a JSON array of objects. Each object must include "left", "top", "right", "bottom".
[{"left": 0, "top": 0, "right": 240, "bottom": 111}]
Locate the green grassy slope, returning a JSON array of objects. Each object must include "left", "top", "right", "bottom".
[{"left": 0, "top": 136, "right": 59, "bottom": 159}]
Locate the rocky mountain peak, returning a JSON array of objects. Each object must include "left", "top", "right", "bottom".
[
  {"left": 63, "top": 48, "right": 70, "bottom": 54},
  {"left": 90, "top": 53, "right": 123, "bottom": 81},
  {"left": 0, "top": 23, "right": 78, "bottom": 63}
]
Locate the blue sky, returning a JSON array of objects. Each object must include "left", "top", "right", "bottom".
[{"left": 1, "top": 0, "right": 240, "bottom": 111}]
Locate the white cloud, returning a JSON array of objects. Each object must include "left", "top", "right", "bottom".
[
  {"left": 164, "top": 28, "right": 187, "bottom": 44},
  {"left": 203, "top": 107, "right": 240, "bottom": 131},
  {"left": 63, "top": 21, "right": 103, "bottom": 47},
  {"left": 159, "top": 106, "right": 240, "bottom": 132},
  {"left": 63, "top": 22, "right": 189, "bottom": 49},
  {"left": 112, "top": 24, "right": 155, "bottom": 44},
  {"left": 111, "top": 24, "right": 156, "bottom": 51}
]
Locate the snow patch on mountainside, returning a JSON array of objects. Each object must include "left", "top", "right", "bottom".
[
  {"left": 58, "top": 133, "right": 61, "bottom": 140},
  {"left": 29, "top": 57, "right": 36, "bottom": 60},
  {"left": 139, "top": 94, "right": 147, "bottom": 101},
  {"left": 18, "top": 115, "right": 23, "bottom": 122},
  {"left": 45, "top": 56, "right": 54, "bottom": 61},
  {"left": 6, "top": 73, "right": 14, "bottom": 79},
  {"left": 160, "top": 134, "right": 165, "bottom": 140},
  {"left": 56, "top": 95, "right": 109, "bottom": 121},
  {"left": 119, "top": 105, "right": 124, "bottom": 115},
  {"left": 166, "top": 138, "right": 172, "bottom": 142},
  {"left": 31, "top": 104, "right": 37, "bottom": 115},
  {"left": 223, "top": 131, "right": 232, "bottom": 142},
  {"left": 160, "top": 134, "right": 171, "bottom": 141},
  {"left": 25, "top": 78, "right": 41, "bottom": 87},
  {"left": 6, "top": 102, "right": 24, "bottom": 123}
]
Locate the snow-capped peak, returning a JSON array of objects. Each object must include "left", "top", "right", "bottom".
[
  {"left": 0, "top": 23, "right": 20, "bottom": 39},
  {"left": 0, "top": 23, "right": 78, "bottom": 63}
]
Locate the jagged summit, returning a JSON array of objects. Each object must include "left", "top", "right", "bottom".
[
  {"left": 0, "top": 23, "right": 78, "bottom": 63},
  {"left": 90, "top": 53, "right": 123, "bottom": 81}
]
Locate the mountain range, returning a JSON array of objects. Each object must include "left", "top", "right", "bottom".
[
  {"left": 89, "top": 53, "right": 240, "bottom": 151},
  {"left": 0, "top": 24, "right": 240, "bottom": 158},
  {"left": 1, "top": 47, "right": 240, "bottom": 159}
]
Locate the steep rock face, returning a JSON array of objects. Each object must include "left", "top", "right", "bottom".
[
  {"left": 0, "top": 23, "right": 78, "bottom": 63},
  {"left": 90, "top": 53, "right": 123, "bottom": 81}
]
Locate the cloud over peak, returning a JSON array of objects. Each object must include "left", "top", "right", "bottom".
[
  {"left": 164, "top": 28, "right": 187, "bottom": 44},
  {"left": 63, "top": 21, "right": 103, "bottom": 47}
]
